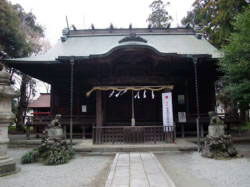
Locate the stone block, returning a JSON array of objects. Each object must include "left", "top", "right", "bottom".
[
  {"left": 48, "top": 128, "right": 64, "bottom": 139},
  {"left": 0, "top": 158, "right": 18, "bottom": 177},
  {"left": 208, "top": 125, "right": 225, "bottom": 137}
]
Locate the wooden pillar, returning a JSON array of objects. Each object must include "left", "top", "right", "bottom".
[
  {"left": 96, "top": 90, "right": 103, "bottom": 127},
  {"left": 181, "top": 124, "right": 185, "bottom": 138},
  {"left": 50, "top": 84, "right": 55, "bottom": 115},
  {"left": 82, "top": 126, "right": 86, "bottom": 139},
  {"left": 182, "top": 80, "right": 189, "bottom": 138},
  {"left": 201, "top": 123, "right": 204, "bottom": 138},
  {"left": 96, "top": 90, "right": 103, "bottom": 144},
  {"left": 103, "top": 92, "right": 107, "bottom": 125}
]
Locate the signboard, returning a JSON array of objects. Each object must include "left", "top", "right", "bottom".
[
  {"left": 162, "top": 92, "right": 174, "bottom": 131},
  {"left": 177, "top": 95, "right": 185, "bottom": 104},
  {"left": 81, "top": 105, "right": 87, "bottom": 112},
  {"left": 178, "top": 112, "right": 187, "bottom": 123}
]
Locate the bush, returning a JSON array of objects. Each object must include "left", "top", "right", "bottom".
[
  {"left": 21, "top": 135, "right": 74, "bottom": 165},
  {"left": 21, "top": 149, "right": 40, "bottom": 164},
  {"left": 45, "top": 148, "right": 74, "bottom": 165}
]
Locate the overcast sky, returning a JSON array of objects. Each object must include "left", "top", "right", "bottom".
[{"left": 10, "top": 0, "right": 195, "bottom": 45}]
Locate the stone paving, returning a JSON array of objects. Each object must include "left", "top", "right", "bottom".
[{"left": 105, "top": 152, "right": 175, "bottom": 187}]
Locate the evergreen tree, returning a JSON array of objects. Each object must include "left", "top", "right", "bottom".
[
  {"left": 147, "top": 0, "right": 172, "bottom": 28},
  {"left": 220, "top": 7, "right": 250, "bottom": 113},
  {"left": 0, "top": 0, "right": 29, "bottom": 57},
  {"left": 182, "top": 0, "right": 248, "bottom": 48},
  {"left": 0, "top": 0, "right": 45, "bottom": 130}
]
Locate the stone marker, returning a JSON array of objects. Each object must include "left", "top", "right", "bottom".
[{"left": 0, "top": 63, "right": 19, "bottom": 176}]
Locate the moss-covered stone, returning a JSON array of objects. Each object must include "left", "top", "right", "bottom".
[{"left": 201, "top": 135, "right": 239, "bottom": 159}]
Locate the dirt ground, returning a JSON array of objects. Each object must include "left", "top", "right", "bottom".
[
  {"left": 1, "top": 148, "right": 113, "bottom": 187},
  {"left": 156, "top": 143, "right": 250, "bottom": 187}
]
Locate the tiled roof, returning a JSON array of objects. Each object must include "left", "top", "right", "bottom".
[{"left": 6, "top": 28, "right": 221, "bottom": 63}]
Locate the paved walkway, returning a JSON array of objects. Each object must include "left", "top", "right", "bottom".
[{"left": 105, "top": 152, "right": 175, "bottom": 187}]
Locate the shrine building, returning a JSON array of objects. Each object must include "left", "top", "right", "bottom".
[{"left": 4, "top": 27, "right": 221, "bottom": 144}]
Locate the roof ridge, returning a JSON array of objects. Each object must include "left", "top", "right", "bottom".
[{"left": 64, "top": 27, "right": 195, "bottom": 37}]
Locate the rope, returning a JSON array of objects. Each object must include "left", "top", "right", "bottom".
[{"left": 86, "top": 85, "right": 173, "bottom": 97}]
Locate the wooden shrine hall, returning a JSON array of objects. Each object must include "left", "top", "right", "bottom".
[{"left": 4, "top": 27, "right": 221, "bottom": 144}]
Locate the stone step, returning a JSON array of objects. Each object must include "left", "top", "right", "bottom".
[{"left": 74, "top": 139, "right": 197, "bottom": 153}]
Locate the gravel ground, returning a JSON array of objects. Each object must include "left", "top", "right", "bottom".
[
  {"left": 157, "top": 144, "right": 250, "bottom": 187},
  {"left": 0, "top": 148, "right": 113, "bottom": 187}
]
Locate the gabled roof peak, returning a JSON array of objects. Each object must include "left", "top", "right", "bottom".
[{"left": 118, "top": 33, "right": 148, "bottom": 44}]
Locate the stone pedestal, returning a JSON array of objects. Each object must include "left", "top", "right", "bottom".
[
  {"left": 202, "top": 119, "right": 238, "bottom": 159},
  {"left": 48, "top": 127, "right": 64, "bottom": 140},
  {"left": 0, "top": 64, "right": 18, "bottom": 176},
  {"left": 202, "top": 135, "right": 238, "bottom": 159},
  {"left": 208, "top": 125, "right": 225, "bottom": 137}
]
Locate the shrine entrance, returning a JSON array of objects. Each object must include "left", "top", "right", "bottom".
[
  {"left": 105, "top": 90, "right": 162, "bottom": 126},
  {"left": 87, "top": 86, "right": 176, "bottom": 144}
]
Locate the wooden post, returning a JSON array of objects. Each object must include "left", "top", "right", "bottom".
[
  {"left": 183, "top": 80, "right": 190, "bottom": 138},
  {"left": 201, "top": 123, "right": 204, "bottom": 138},
  {"left": 50, "top": 84, "right": 56, "bottom": 115},
  {"left": 131, "top": 91, "right": 135, "bottom": 126},
  {"left": 193, "top": 57, "right": 201, "bottom": 152},
  {"left": 64, "top": 125, "right": 67, "bottom": 139},
  {"left": 82, "top": 126, "right": 86, "bottom": 139},
  {"left": 96, "top": 90, "right": 103, "bottom": 144},
  {"left": 181, "top": 124, "right": 185, "bottom": 138},
  {"left": 96, "top": 90, "right": 103, "bottom": 127}
]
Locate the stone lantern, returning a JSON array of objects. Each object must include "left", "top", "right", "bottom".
[
  {"left": 202, "top": 111, "right": 238, "bottom": 159},
  {"left": 0, "top": 63, "right": 18, "bottom": 176}
]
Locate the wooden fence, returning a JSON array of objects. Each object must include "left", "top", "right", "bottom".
[
  {"left": 93, "top": 126, "right": 176, "bottom": 144},
  {"left": 26, "top": 115, "right": 95, "bottom": 138}
]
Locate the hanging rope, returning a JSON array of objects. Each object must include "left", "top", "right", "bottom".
[{"left": 86, "top": 85, "right": 173, "bottom": 97}]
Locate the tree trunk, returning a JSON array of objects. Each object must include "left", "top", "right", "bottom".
[
  {"left": 16, "top": 74, "right": 30, "bottom": 131},
  {"left": 239, "top": 107, "right": 247, "bottom": 124}
]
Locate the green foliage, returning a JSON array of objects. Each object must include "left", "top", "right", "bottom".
[
  {"left": 232, "top": 122, "right": 250, "bottom": 131},
  {"left": 21, "top": 135, "right": 74, "bottom": 165},
  {"left": 12, "top": 3, "right": 44, "bottom": 55},
  {"left": 11, "top": 99, "right": 18, "bottom": 115},
  {"left": 45, "top": 146, "right": 74, "bottom": 165},
  {"left": 21, "top": 149, "right": 39, "bottom": 164},
  {"left": 147, "top": 0, "right": 172, "bottom": 28},
  {"left": 220, "top": 7, "right": 250, "bottom": 108},
  {"left": 182, "top": 0, "right": 248, "bottom": 48},
  {"left": 0, "top": 1, "right": 45, "bottom": 130},
  {"left": 0, "top": 0, "right": 44, "bottom": 58},
  {"left": 0, "top": 0, "right": 29, "bottom": 57}
]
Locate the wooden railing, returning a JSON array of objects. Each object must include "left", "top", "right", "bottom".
[
  {"left": 30, "top": 115, "right": 95, "bottom": 125},
  {"left": 93, "top": 126, "right": 176, "bottom": 144}
]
